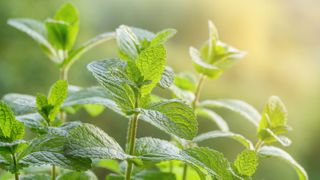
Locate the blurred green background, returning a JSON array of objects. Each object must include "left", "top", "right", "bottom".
[{"left": 0, "top": 0, "right": 319, "bottom": 179}]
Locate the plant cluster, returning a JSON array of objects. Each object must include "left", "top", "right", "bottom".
[{"left": 0, "top": 3, "right": 308, "bottom": 180}]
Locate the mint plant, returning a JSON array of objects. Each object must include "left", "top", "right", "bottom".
[{"left": 1, "top": 3, "right": 308, "bottom": 180}]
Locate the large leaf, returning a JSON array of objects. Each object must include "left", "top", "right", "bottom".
[
  {"left": 19, "top": 135, "right": 91, "bottom": 171},
  {"left": 258, "top": 146, "right": 308, "bottom": 180},
  {"left": 199, "top": 99, "right": 261, "bottom": 127},
  {"left": 139, "top": 99, "right": 197, "bottom": 140},
  {"left": 16, "top": 113, "right": 47, "bottom": 134},
  {"left": 65, "top": 124, "right": 127, "bottom": 160},
  {"left": 194, "top": 131, "right": 254, "bottom": 150},
  {"left": 233, "top": 150, "right": 258, "bottom": 177},
  {"left": 2, "top": 93, "right": 37, "bottom": 115},
  {"left": 136, "top": 45, "right": 166, "bottom": 95},
  {"left": 196, "top": 108, "right": 229, "bottom": 132},
  {"left": 0, "top": 101, "right": 25, "bottom": 142},
  {"left": 87, "top": 59, "right": 136, "bottom": 114},
  {"left": 135, "top": 137, "right": 236, "bottom": 179}
]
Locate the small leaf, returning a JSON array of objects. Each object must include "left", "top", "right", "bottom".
[
  {"left": 158, "top": 66, "right": 174, "bottom": 89},
  {"left": 173, "top": 73, "right": 197, "bottom": 91},
  {"left": 2, "top": 93, "right": 37, "bottom": 115},
  {"left": 199, "top": 99, "right": 261, "bottom": 127},
  {"left": 116, "top": 25, "right": 140, "bottom": 60},
  {"left": 234, "top": 150, "right": 258, "bottom": 177},
  {"left": 95, "top": 159, "right": 121, "bottom": 174},
  {"left": 196, "top": 108, "right": 229, "bottom": 132},
  {"left": 258, "top": 128, "right": 292, "bottom": 147},
  {"left": 139, "top": 99, "right": 197, "bottom": 140},
  {"left": 48, "top": 80, "right": 68, "bottom": 107},
  {"left": 65, "top": 124, "right": 127, "bottom": 160},
  {"left": 258, "top": 146, "right": 308, "bottom": 180},
  {"left": 136, "top": 45, "right": 166, "bottom": 95},
  {"left": 87, "top": 59, "right": 136, "bottom": 114},
  {"left": 194, "top": 131, "right": 254, "bottom": 150},
  {"left": 150, "top": 28, "right": 177, "bottom": 46},
  {"left": 57, "top": 170, "right": 97, "bottom": 180},
  {"left": 0, "top": 101, "right": 25, "bottom": 142}
]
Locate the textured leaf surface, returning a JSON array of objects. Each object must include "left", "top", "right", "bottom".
[
  {"left": 139, "top": 99, "right": 197, "bottom": 140},
  {"left": 65, "top": 124, "right": 127, "bottom": 160},
  {"left": 136, "top": 45, "right": 166, "bottom": 95},
  {"left": 2, "top": 93, "right": 37, "bottom": 115},
  {"left": 234, "top": 150, "right": 258, "bottom": 177},
  {"left": 158, "top": 66, "right": 174, "bottom": 89},
  {"left": 116, "top": 25, "right": 140, "bottom": 60},
  {"left": 194, "top": 131, "right": 254, "bottom": 150},
  {"left": 16, "top": 113, "right": 47, "bottom": 134},
  {"left": 199, "top": 99, "right": 261, "bottom": 127},
  {"left": 87, "top": 59, "right": 136, "bottom": 113},
  {"left": 258, "top": 146, "right": 308, "bottom": 180},
  {"left": 57, "top": 170, "right": 97, "bottom": 180},
  {"left": 196, "top": 108, "right": 229, "bottom": 132},
  {"left": 48, "top": 80, "right": 68, "bottom": 107}
]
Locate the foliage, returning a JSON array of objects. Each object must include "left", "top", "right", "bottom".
[{"left": 0, "top": 3, "right": 308, "bottom": 180}]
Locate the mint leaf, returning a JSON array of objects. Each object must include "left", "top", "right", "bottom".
[
  {"left": 16, "top": 113, "right": 48, "bottom": 134},
  {"left": 199, "top": 99, "right": 261, "bottom": 127},
  {"left": 234, "top": 150, "right": 258, "bottom": 177},
  {"left": 150, "top": 28, "right": 177, "bottom": 46},
  {"left": 95, "top": 159, "right": 121, "bottom": 174},
  {"left": 196, "top": 108, "right": 229, "bottom": 132},
  {"left": 65, "top": 124, "right": 127, "bottom": 160},
  {"left": 0, "top": 140, "right": 28, "bottom": 154},
  {"left": 87, "top": 59, "right": 136, "bottom": 114},
  {"left": 194, "top": 131, "right": 254, "bottom": 150},
  {"left": 116, "top": 25, "right": 140, "bottom": 60},
  {"left": 48, "top": 80, "right": 68, "bottom": 108},
  {"left": 158, "top": 66, "right": 174, "bottom": 89},
  {"left": 258, "top": 128, "right": 292, "bottom": 147},
  {"left": 2, "top": 93, "right": 37, "bottom": 115},
  {"left": 173, "top": 73, "right": 197, "bottom": 91},
  {"left": 0, "top": 101, "right": 25, "bottom": 142},
  {"left": 20, "top": 174, "right": 51, "bottom": 180},
  {"left": 139, "top": 99, "right": 197, "bottom": 140},
  {"left": 258, "top": 146, "right": 308, "bottom": 180},
  {"left": 57, "top": 170, "right": 97, "bottom": 180},
  {"left": 136, "top": 45, "right": 166, "bottom": 95},
  {"left": 134, "top": 170, "right": 176, "bottom": 180}
]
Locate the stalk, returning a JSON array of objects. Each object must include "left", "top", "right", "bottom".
[
  {"left": 125, "top": 96, "right": 140, "bottom": 180},
  {"left": 254, "top": 140, "right": 264, "bottom": 151},
  {"left": 182, "top": 74, "right": 206, "bottom": 180},
  {"left": 51, "top": 165, "right": 56, "bottom": 180},
  {"left": 12, "top": 153, "right": 19, "bottom": 180}
]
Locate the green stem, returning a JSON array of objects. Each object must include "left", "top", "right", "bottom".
[
  {"left": 12, "top": 153, "right": 19, "bottom": 180},
  {"left": 181, "top": 74, "right": 206, "bottom": 180},
  {"left": 51, "top": 165, "right": 56, "bottom": 180},
  {"left": 254, "top": 140, "right": 264, "bottom": 151},
  {"left": 125, "top": 96, "right": 140, "bottom": 180}
]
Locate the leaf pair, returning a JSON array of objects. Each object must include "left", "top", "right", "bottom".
[{"left": 190, "top": 21, "right": 245, "bottom": 79}]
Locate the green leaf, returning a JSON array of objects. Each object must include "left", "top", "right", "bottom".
[
  {"left": 2, "top": 93, "right": 37, "bottom": 115},
  {"left": 65, "top": 124, "right": 127, "bottom": 160},
  {"left": 95, "top": 159, "right": 121, "bottom": 174},
  {"left": 258, "top": 146, "right": 308, "bottom": 180},
  {"left": 116, "top": 25, "right": 140, "bottom": 60},
  {"left": 135, "top": 137, "right": 236, "bottom": 179},
  {"left": 7, "top": 18, "right": 56, "bottom": 61},
  {"left": 136, "top": 45, "right": 166, "bottom": 95},
  {"left": 83, "top": 104, "right": 105, "bottom": 117},
  {"left": 194, "top": 131, "right": 254, "bottom": 150},
  {"left": 45, "top": 20, "right": 70, "bottom": 51},
  {"left": 20, "top": 174, "right": 51, "bottom": 180},
  {"left": 16, "top": 113, "right": 48, "bottom": 134},
  {"left": 258, "top": 128, "right": 291, "bottom": 147},
  {"left": 87, "top": 59, "right": 136, "bottom": 114},
  {"left": 207, "top": 20, "right": 219, "bottom": 51},
  {"left": 0, "top": 140, "right": 28, "bottom": 154},
  {"left": 48, "top": 80, "right": 68, "bottom": 107},
  {"left": 158, "top": 66, "right": 174, "bottom": 89},
  {"left": 19, "top": 135, "right": 91, "bottom": 171},
  {"left": 134, "top": 170, "right": 176, "bottom": 180},
  {"left": 63, "top": 32, "right": 115, "bottom": 68},
  {"left": 189, "top": 47, "right": 222, "bottom": 79},
  {"left": 63, "top": 86, "right": 121, "bottom": 115},
  {"left": 173, "top": 73, "right": 197, "bottom": 91},
  {"left": 199, "top": 99, "right": 261, "bottom": 127},
  {"left": 57, "top": 170, "right": 97, "bottom": 180},
  {"left": 196, "top": 108, "right": 229, "bottom": 132},
  {"left": 150, "top": 28, "right": 177, "bottom": 46},
  {"left": 0, "top": 101, "right": 25, "bottom": 142},
  {"left": 234, "top": 150, "right": 258, "bottom": 177},
  {"left": 139, "top": 99, "right": 197, "bottom": 140}
]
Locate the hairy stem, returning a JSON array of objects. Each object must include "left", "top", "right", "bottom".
[
  {"left": 182, "top": 74, "right": 206, "bottom": 180},
  {"left": 125, "top": 96, "right": 140, "bottom": 180},
  {"left": 12, "top": 153, "right": 19, "bottom": 180}
]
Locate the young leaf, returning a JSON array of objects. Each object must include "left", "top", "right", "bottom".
[
  {"left": 194, "top": 131, "right": 254, "bottom": 150},
  {"left": 65, "top": 124, "right": 128, "bottom": 160},
  {"left": 2, "top": 93, "right": 37, "bottom": 115},
  {"left": 258, "top": 146, "right": 308, "bottom": 180},
  {"left": 48, "top": 80, "right": 68, "bottom": 107},
  {"left": 196, "top": 108, "right": 229, "bottom": 132},
  {"left": 173, "top": 73, "right": 197, "bottom": 91},
  {"left": 233, "top": 150, "right": 258, "bottom": 177},
  {"left": 45, "top": 20, "right": 71, "bottom": 51},
  {"left": 139, "top": 99, "right": 197, "bottom": 140},
  {"left": 199, "top": 99, "right": 261, "bottom": 127},
  {"left": 136, "top": 45, "right": 166, "bottom": 95},
  {"left": 7, "top": 18, "right": 56, "bottom": 60},
  {"left": 116, "top": 25, "right": 140, "bottom": 60},
  {"left": 150, "top": 28, "right": 177, "bottom": 46},
  {"left": 0, "top": 101, "right": 25, "bottom": 142},
  {"left": 87, "top": 59, "right": 136, "bottom": 114},
  {"left": 158, "top": 66, "right": 174, "bottom": 89}
]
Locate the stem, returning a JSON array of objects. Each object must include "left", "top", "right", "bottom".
[
  {"left": 51, "top": 165, "right": 56, "bottom": 180},
  {"left": 181, "top": 74, "right": 206, "bottom": 180},
  {"left": 255, "top": 140, "right": 264, "bottom": 151},
  {"left": 125, "top": 96, "right": 140, "bottom": 180},
  {"left": 12, "top": 153, "right": 19, "bottom": 180},
  {"left": 60, "top": 67, "right": 69, "bottom": 81}
]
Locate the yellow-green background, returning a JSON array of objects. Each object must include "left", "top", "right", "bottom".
[{"left": 0, "top": 0, "right": 319, "bottom": 179}]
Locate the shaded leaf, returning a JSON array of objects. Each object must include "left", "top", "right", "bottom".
[
  {"left": 2, "top": 93, "right": 37, "bottom": 115},
  {"left": 158, "top": 66, "right": 174, "bottom": 89},
  {"left": 57, "top": 170, "right": 97, "bottom": 180},
  {"left": 196, "top": 108, "right": 229, "bottom": 132}
]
